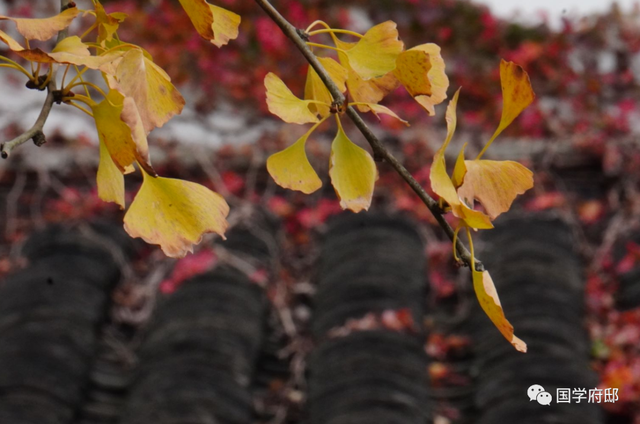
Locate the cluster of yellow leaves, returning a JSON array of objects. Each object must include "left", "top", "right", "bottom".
[
  {"left": 0, "top": 0, "right": 240, "bottom": 257},
  {"left": 430, "top": 60, "right": 535, "bottom": 352},
  {"left": 265, "top": 21, "right": 449, "bottom": 212}
]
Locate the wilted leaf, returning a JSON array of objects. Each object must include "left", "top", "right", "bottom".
[
  {"left": 472, "top": 268, "right": 527, "bottom": 352},
  {"left": 342, "top": 21, "right": 404, "bottom": 80},
  {"left": 394, "top": 43, "right": 448, "bottom": 116},
  {"left": 365, "top": 103, "right": 409, "bottom": 125},
  {"left": 267, "top": 126, "right": 322, "bottom": 194},
  {"left": 91, "top": 90, "right": 151, "bottom": 173},
  {"left": 265, "top": 72, "right": 319, "bottom": 124},
  {"left": 457, "top": 160, "right": 534, "bottom": 220},
  {"left": 96, "top": 139, "right": 125, "bottom": 209},
  {"left": 124, "top": 173, "right": 230, "bottom": 258},
  {"left": 451, "top": 143, "right": 467, "bottom": 188},
  {"left": 329, "top": 126, "right": 377, "bottom": 212},
  {"left": 430, "top": 90, "right": 492, "bottom": 229},
  {"left": 0, "top": 6, "right": 80, "bottom": 41},
  {"left": 113, "top": 49, "right": 185, "bottom": 133},
  {"left": 483, "top": 60, "right": 535, "bottom": 151},
  {"left": 304, "top": 57, "right": 347, "bottom": 117},
  {"left": 178, "top": 0, "right": 240, "bottom": 47}
]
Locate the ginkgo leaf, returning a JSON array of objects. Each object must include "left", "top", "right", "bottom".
[
  {"left": 329, "top": 126, "right": 377, "bottom": 212},
  {"left": 0, "top": 29, "right": 25, "bottom": 51},
  {"left": 429, "top": 89, "right": 492, "bottom": 229},
  {"left": 394, "top": 43, "right": 448, "bottom": 116},
  {"left": 113, "top": 49, "right": 185, "bottom": 134},
  {"left": 265, "top": 72, "right": 319, "bottom": 124},
  {"left": 45, "top": 36, "right": 126, "bottom": 69},
  {"left": 451, "top": 143, "right": 467, "bottom": 188},
  {"left": 472, "top": 268, "right": 527, "bottom": 352},
  {"left": 457, "top": 160, "right": 534, "bottom": 220},
  {"left": 94, "top": 1, "right": 127, "bottom": 46},
  {"left": 97, "top": 139, "right": 125, "bottom": 209},
  {"left": 304, "top": 57, "right": 347, "bottom": 117},
  {"left": 0, "top": 6, "right": 80, "bottom": 41},
  {"left": 267, "top": 126, "right": 322, "bottom": 194},
  {"left": 482, "top": 60, "right": 535, "bottom": 153},
  {"left": 91, "top": 90, "right": 152, "bottom": 173},
  {"left": 177, "top": 0, "right": 240, "bottom": 48},
  {"left": 365, "top": 104, "right": 409, "bottom": 126},
  {"left": 124, "top": 172, "right": 230, "bottom": 258},
  {"left": 334, "top": 38, "right": 400, "bottom": 112},
  {"left": 341, "top": 21, "right": 404, "bottom": 80}
]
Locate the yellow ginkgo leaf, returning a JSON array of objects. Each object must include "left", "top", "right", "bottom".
[
  {"left": 124, "top": 172, "right": 230, "bottom": 258},
  {"left": 365, "top": 103, "right": 409, "bottom": 126},
  {"left": 97, "top": 139, "right": 125, "bottom": 209},
  {"left": 472, "top": 268, "right": 527, "bottom": 352},
  {"left": 429, "top": 90, "right": 492, "bottom": 229},
  {"left": 0, "top": 29, "right": 26, "bottom": 51},
  {"left": 393, "top": 43, "right": 448, "bottom": 116},
  {"left": 0, "top": 6, "right": 80, "bottom": 41},
  {"left": 46, "top": 36, "right": 126, "bottom": 69},
  {"left": 113, "top": 49, "right": 185, "bottom": 134},
  {"left": 94, "top": 1, "right": 127, "bottom": 46},
  {"left": 342, "top": 21, "right": 404, "bottom": 80},
  {"left": 91, "top": 90, "right": 152, "bottom": 173},
  {"left": 304, "top": 57, "right": 347, "bottom": 117},
  {"left": 333, "top": 38, "right": 399, "bottom": 112},
  {"left": 266, "top": 126, "right": 322, "bottom": 194},
  {"left": 451, "top": 143, "right": 467, "bottom": 188},
  {"left": 457, "top": 160, "right": 534, "bottom": 220},
  {"left": 265, "top": 72, "right": 319, "bottom": 124},
  {"left": 329, "top": 126, "right": 377, "bottom": 212},
  {"left": 479, "top": 60, "right": 535, "bottom": 157},
  {"left": 177, "top": 0, "right": 240, "bottom": 48}
]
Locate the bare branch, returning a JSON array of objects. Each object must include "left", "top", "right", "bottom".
[{"left": 253, "top": 0, "right": 482, "bottom": 270}]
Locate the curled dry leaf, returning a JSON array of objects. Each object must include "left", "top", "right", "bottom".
[
  {"left": 177, "top": 0, "right": 240, "bottom": 48},
  {"left": 393, "top": 43, "right": 448, "bottom": 116},
  {"left": 304, "top": 57, "right": 348, "bottom": 117},
  {"left": 265, "top": 72, "right": 319, "bottom": 124},
  {"left": 472, "top": 268, "right": 527, "bottom": 352},
  {"left": 365, "top": 103, "right": 409, "bottom": 126},
  {"left": 457, "top": 160, "right": 534, "bottom": 220},
  {"left": 124, "top": 173, "right": 230, "bottom": 258},
  {"left": 112, "top": 49, "right": 185, "bottom": 134},
  {"left": 267, "top": 126, "right": 323, "bottom": 194},
  {"left": 329, "top": 126, "right": 377, "bottom": 212},
  {"left": 0, "top": 6, "right": 80, "bottom": 41},
  {"left": 341, "top": 21, "right": 404, "bottom": 80},
  {"left": 96, "top": 139, "right": 125, "bottom": 209}
]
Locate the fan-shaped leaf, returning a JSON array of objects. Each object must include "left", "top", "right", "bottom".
[
  {"left": 177, "top": 0, "right": 240, "bottom": 48},
  {"left": 304, "top": 57, "right": 347, "bottom": 117},
  {"left": 96, "top": 139, "right": 125, "bottom": 209},
  {"left": 342, "top": 21, "right": 403, "bottom": 80},
  {"left": 267, "top": 126, "right": 322, "bottom": 194},
  {"left": 266, "top": 72, "right": 319, "bottom": 124},
  {"left": 0, "top": 6, "right": 80, "bottom": 41}
]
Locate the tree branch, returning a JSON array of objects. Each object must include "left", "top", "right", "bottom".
[
  {"left": 254, "top": 0, "right": 483, "bottom": 270},
  {"left": 1, "top": 0, "right": 71, "bottom": 159}
]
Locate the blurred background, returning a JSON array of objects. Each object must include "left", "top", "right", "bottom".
[{"left": 0, "top": 0, "right": 639, "bottom": 423}]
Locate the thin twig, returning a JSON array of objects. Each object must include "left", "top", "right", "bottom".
[
  {"left": 253, "top": 0, "right": 481, "bottom": 269},
  {"left": 1, "top": 0, "right": 71, "bottom": 159}
]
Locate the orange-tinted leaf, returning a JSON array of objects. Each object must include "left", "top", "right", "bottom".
[
  {"left": 486, "top": 60, "right": 535, "bottom": 145},
  {"left": 124, "top": 172, "right": 230, "bottom": 258},
  {"left": 304, "top": 57, "right": 347, "bottom": 117},
  {"left": 267, "top": 126, "right": 322, "bottom": 194},
  {"left": 113, "top": 49, "right": 185, "bottom": 133},
  {"left": 394, "top": 43, "right": 448, "bottom": 116},
  {"left": 472, "top": 268, "right": 527, "bottom": 352},
  {"left": 47, "top": 36, "right": 126, "bottom": 69},
  {"left": 342, "top": 21, "right": 403, "bottom": 80},
  {"left": 177, "top": 0, "right": 240, "bottom": 47},
  {"left": 96, "top": 139, "right": 125, "bottom": 209},
  {"left": 0, "top": 7, "right": 80, "bottom": 41},
  {"left": 91, "top": 90, "right": 151, "bottom": 173},
  {"left": 265, "top": 72, "right": 319, "bottom": 124},
  {"left": 457, "top": 160, "right": 534, "bottom": 220},
  {"left": 329, "top": 126, "right": 377, "bottom": 212},
  {"left": 0, "top": 29, "right": 25, "bottom": 51}
]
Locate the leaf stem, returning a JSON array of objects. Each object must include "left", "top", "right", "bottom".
[
  {"left": 67, "top": 101, "right": 94, "bottom": 117},
  {"left": 305, "top": 20, "right": 331, "bottom": 33},
  {"left": 66, "top": 80, "right": 107, "bottom": 98},
  {"left": 306, "top": 42, "right": 343, "bottom": 53},
  {"left": 0, "top": 56, "right": 33, "bottom": 79},
  {"left": 308, "top": 28, "right": 363, "bottom": 38}
]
